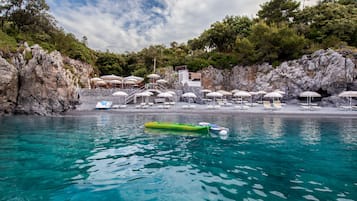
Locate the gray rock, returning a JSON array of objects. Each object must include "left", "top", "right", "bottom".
[
  {"left": 201, "top": 49, "right": 356, "bottom": 102},
  {"left": 0, "top": 57, "right": 18, "bottom": 115},
  {"left": 0, "top": 44, "right": 94, "bottom": 116}
]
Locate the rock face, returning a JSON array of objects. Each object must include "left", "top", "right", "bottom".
[
  {"left": 0, "top": 44, "right": 93, "bottom": 116},
  {"left": 201, "top": 49, "right": 357, "bottom": 104},
  {"left": 0, "top": 57, "right": 18, "bottom": 114}
]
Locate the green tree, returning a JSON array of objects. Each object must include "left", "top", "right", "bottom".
[
  {"left": 295, "top": 2, "right": 357, "bottom": 46},
  {"left": 258, "top": 0, "right": 300, "bottom": 24},
  {"left": 196, "top": 16, "right": 253, "bottom": 52}
]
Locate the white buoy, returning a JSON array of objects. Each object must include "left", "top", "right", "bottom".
[{"left": 219, "top": 130, "right": 228, "bottom": 135}]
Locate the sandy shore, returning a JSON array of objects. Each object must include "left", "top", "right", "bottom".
[{"left": 66, "top": 103, "right": 357, "bottom": 118}]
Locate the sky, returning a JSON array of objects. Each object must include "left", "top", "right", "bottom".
[{"left": 47, "top": 0, "right": 318, "bottom": 53}]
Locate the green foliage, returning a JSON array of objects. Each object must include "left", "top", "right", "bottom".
[
  {"left": 24, "top": 50, "right": 32, "bottom": 61},
  {"left": 0, "top": 30, "right": 17, "bottom": 54},
  {"left": 95, "top": 52, "right": 125, "bottom": 75},
  {"left": 295, "top": 2, "right": 357, "bottom": 47},
  {"left": 132, "top": 67, "right": 147, "bottom": 77},
  {"left": 235, "top": 22, "right": 307, "bottom": 64},
  {"left": 186, "top": 58, "right": 210, "bottom": 72},
  {"left": 198, "top": 16, "right": 253, "bottom": 52},
  {"left": 258, "top": 0, "right": 300, "bottom": 24}
]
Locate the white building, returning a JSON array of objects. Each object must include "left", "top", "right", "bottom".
[{"left": 176, "top": 66, "right": 201, "bottom": 87}]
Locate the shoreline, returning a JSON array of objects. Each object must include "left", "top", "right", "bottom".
[{"left": 65, "top": 104, "right": 357, "bottom": 119}]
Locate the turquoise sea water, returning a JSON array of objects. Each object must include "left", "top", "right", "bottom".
[{"left": 0, "top": 114, "right": 356, "bottom": 201}]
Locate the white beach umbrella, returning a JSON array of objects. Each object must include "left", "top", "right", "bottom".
[
  {"left": 156, "top": 79, "right": 168, "bottom": 84},
  {"left": 257, "top": 90, "right": 267, "bottom": 95},
  {"left": 158, "top": 92, "right": 173, "bottom": 102},
  {"left": 233, "top": 91, "right": 251, "bottom": 97},
  {"left": 147, "top": 73, "right": 160, "bottom": 79},
  {"left": 100, "top": 74, "right": 123, "bottom": 81},
  {"left": 182, "top": 92, "right": 197, "bottom": 98},
  {"left": 136, "top": 92, "right": 152, "bottom": 103},
  {"left": 166, "top": 91, "right": 176, "bottom": 95},
  {"left": 217, "top": 90, "right": 232, "bottom": 96},
  {"left": 90, "top": 77, "right": 102, "bottom": 82},
  {"left": 338, "top": 91, "right": 357, "bottom": 108},
  {"left": 182, "top": 92, "right": 197, "bottom": 104},
  {"left": 201, "top": 89, "right": 212, "bottom": 93},
  {"left": 231, "top": 89, "right": 241, "bottom": 94},
  {"left": 264, "top": 92, "right": 283, "bottom": 98},
  {"left": 300, "top": 91, "right": 321, "bottom": 106},
  {"left": 264, "top": 92, "right": 283, "bottom": 102},
  {"left": 95, "top": 80, "right": 107, "bottom": 87},
  {"left": 158, "top": 92, "right": 173, "bottom": 98},
  {"left": 274, "top": 89, "right": 286, "bottom": 95},
  {"left": 112, "top": 91, "right": 128, "bottom": 104},
  {"left": 207, "top": 92, "right": 223, "bottom": 105},
  {"left": 256, "top": 90, "right": 267, "bottom": 103},
  {"left": 234, "top": 91, "right": 251, "bottom": 107},
  {"left": 125, "top": 76, "right": 144, "bottom": 83},
  {"left": 112, "top": 91, "right": 128, "bottom": 96}
]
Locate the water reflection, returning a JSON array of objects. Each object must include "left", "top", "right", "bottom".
[
  {"left": 263, "top": 117, "right": 283, "bottom": 139},
  {"left": 300, "top": 119, "right": 321, "bottom": 145},
  {"left": 339, "top": 119, "right": 357, "bottom": 145}
]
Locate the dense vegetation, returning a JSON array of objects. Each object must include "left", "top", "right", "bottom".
[{"left": 0, "top": 0, "right": 356, "bottom": 76}]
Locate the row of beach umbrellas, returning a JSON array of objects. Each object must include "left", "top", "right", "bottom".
[{"left": 91, "top": 74, "right": 168, "bottom": 87}]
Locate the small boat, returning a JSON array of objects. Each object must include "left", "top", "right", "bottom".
[
  {"left": 198, "top": 122, "right": 229, "bottom": 135},
  {"left": 144, "top": 122, "right": 209, "bottom": 134},
  {"left": 95, "top": 101, "right": 113, "bottom": 110}
]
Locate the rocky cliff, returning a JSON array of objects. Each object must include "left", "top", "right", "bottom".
[
  {"left": 0, "top": 43, "right": 93, "bottom": 115},
  {"left": 201, "top": 49, "right": 357, "bottom": 105}
]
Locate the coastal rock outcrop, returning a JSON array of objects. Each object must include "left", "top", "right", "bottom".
[
  {"left": 0, "top": 44, "right": 94, "bottom": 116},
  {"left": 0, "top": 57, "right": 18, "bottom": 114},
  {"left": 201, "top": 49, "right": 357, "bottom": 105}
]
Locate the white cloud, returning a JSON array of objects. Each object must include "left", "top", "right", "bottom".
[{"left": 48, "top": 0, "right": 318, "bottom": 53}]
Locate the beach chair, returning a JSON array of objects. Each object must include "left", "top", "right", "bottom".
[
  {"left": 182, "top": 105, "right": 189, "bottom": 109},
  {"left": 207, "top": 105, "right": 214, "bottom": 109},
  {"left": 263, "top": 101, "right": 272, "bottom": 110},
  {"left": 119, "top": 105, "right": 127, "bottom": 108},
  {"left": 273, "top": 102, "right": 282, "bottom": 110},
  {"left": 188, "top": 104, "right": 196, "bottom": 109},
  {"left": 112, "top": 105, "right": 120, "bottom": 109}
]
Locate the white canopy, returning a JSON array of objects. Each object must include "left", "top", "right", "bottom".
[
  {"left": 147, "top": 73, "right": 160, "bottom": 79},
  {"left": 201, "top": 89, "right": 212, "bottom": 93},
  {"left": 257, "top": 90, "right": 267, "bottom": 95},
  {"left": 264, "top": 92, "right": 283, "bottom": 98},
  {"left": 100, "top": 75, "right": 123, "bottom": 80},
  {"left": 206, "top": 92, "right": 223, "bottom": 98},
  {"left": 217, "top": 90, "right": 232, "bottom": 96},
  {"left": 234, "top": 91, "right": 251, "bottom": 97},
  {"left": 274, "top": 90, "right": 286, "bottom": 95},
  {"left": 300, "top": 91, "right": 321, "bottom": 98},
  {"left": 158, "top": 92, "right": 173, "bottom": 98},
  {"left": 156, "top": 79, "right": 168, "bottom": 84},
  {"left": 182, "top": 92, "right": 197, "bottom": 98},
  {"left": 136, "top": 92, "right": 152, "bottom": 97},
  {"left": 112, "top": 91, "right": 128, "bottom": 96},
  {"left": 90, "top": 77, "right": 102, "bottom": 82},
  {"left": 125, "top": 76, "right": 144, "bottom": 82},
  {"left": 231, "top": 89, "right": 241, "bottom": 94},
  {"left": 338, "top": 91, "right": 357, "bottom": 97}
]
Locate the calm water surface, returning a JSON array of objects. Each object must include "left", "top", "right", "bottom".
[{"left": 0, "top": 114, "right": 356, "bottom": 201}]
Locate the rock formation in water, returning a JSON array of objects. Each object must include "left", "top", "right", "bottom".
[
  {"left": 0, "top": 43, "right": 93, "bottom": 115},
  {"left": 200, "top": 49, "right": 357, "bottom": 105}
]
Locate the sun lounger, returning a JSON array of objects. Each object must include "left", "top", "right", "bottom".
[
  {"left": 188, "top": 104, "right": 196, "bottom": 108},
  {"left": 119, "top": 105, "right": 127, "bottom": 108},
  {"left": 182, "top": 105, "right": 189, "bottom": 109},
  {"left": 263, "top": 101, "right": 272, "bottom": 110},
  {"left": 112, "top": 105, "right": 120, "bottom": 109},
  {"left": 273, "top": 102, "right": 282, "bottom": 110}
]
